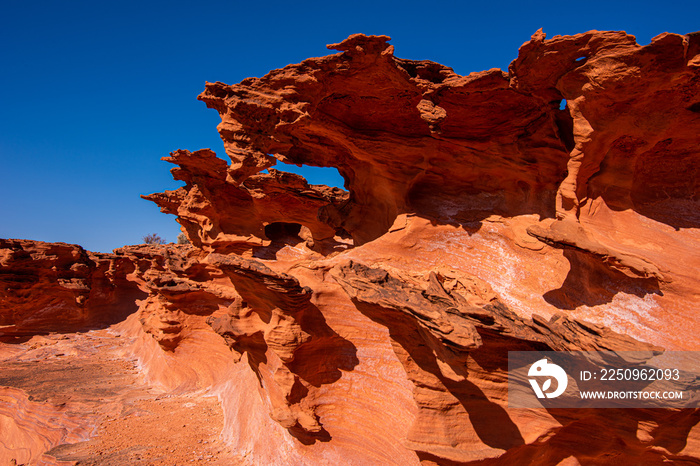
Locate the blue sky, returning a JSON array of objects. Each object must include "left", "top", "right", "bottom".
[{"left": 1, "top": 0, "right": 697, "bottom": 252}]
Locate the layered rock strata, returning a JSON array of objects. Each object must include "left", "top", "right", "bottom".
[
  {"left": 1, "top": 29, "right": 699, "bottom": 464},
  {"left": 0, "top": 239, "right": 147, "bottom": 336}
]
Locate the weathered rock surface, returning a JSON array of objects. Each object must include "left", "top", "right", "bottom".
[
  {"left": 0, "top": 239, "right": 147, "bottom": 336},
  {"left": 143, "top": 149, "right": 350, "bottom": 253},
  {"left": 2, "top": 29, "right": 700, "bottom": 464}
]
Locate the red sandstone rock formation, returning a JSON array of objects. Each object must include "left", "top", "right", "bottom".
[
  {"left": 0, "top": 239, "right": 147, "bottom": 336},
  {"left": 1, "top": 30, "right": 700, "bottom": 465}
]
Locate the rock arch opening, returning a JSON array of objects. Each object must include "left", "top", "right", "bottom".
[
  {"left": 266, "top": 164, "right": 346, "bottom": 190},
  {"left": 264, "top": 222, "right": 303, "bottom": 241}
]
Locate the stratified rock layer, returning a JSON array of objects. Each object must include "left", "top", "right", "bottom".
[
  {"left": 0, "top": 239, "right": 147, "bottom": 335},
  {"left": 1, "top": 30, "right": 699, "bottom": 465}
]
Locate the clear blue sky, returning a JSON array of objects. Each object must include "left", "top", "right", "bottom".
[{"left": 1, "top": 0, "right": 696, "bottom": 252}]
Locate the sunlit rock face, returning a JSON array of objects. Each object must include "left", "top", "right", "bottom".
[
  {"left": 0, "top": 239, "right": 148, "bottom": 335},
  {"left": 2, "top": 30, "right": 700, "bottom": 465}
]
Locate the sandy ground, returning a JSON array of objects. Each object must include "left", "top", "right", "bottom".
[{"left": 0, "top": 330, "right": 247, "bottom": 465}]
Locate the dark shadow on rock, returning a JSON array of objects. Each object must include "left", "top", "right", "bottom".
[
  {"left": 407, "top": 168, "right": 561, "bottom": 238},
  {"left": 445, "top": 376, "right": 525, "bottom": 451},
  {"left": 0, "top": 335, "right": 33, "bottom": 344},
  {"left": 416, "top": 451, "right": 469, "bottom": 466},
  {"left": 632, "top": 199, "right": 700, "bottom": 231},
  {"left": 543, "top": 250, "right": 662, "bottom": 310},
  {"left": 253, "top": 222, "right": 305, "bottom": 260},
  {"left": 464, "top": 408, "right": 700, "bottom": 465},
  {"left": 288, "top": 425, "right": 332, "bottom": 445},
  {"left": 207, "top": 256, "right": 359, "bottom": 444},
  {"left": 0, "top": 284, "right": 147, "bottom": 340},
  {"left": 287, "top": 332, "right": 359, "bottom": 388},
  {"left": 469, "top": 329, "right": 551, "bottom": 373},
  {"left": 212, "top": 256, "right": 360, "bottom": 382},
  {"left": 350, "top": 298, "right": 525, "bottom": 453},
  {"left": 652, "top": 409, "right": 700, "bottom": 454},
  {"left": 542, "top": 408, "right": 700, "bottom": 465},
  {"left": 252, "top": 224, "right": 354, "bottom": 260},
  {"left": 596, "top": 136, "right": 700, "bottom": 231}
]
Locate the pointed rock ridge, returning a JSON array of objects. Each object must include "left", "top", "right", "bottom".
[
  {"left": 143, "top": 149, "right": 349, "bottom": 254},
  {"left": 326, "top": 33, "right": 393, "bottom": 55},
  {"left": 150, "top": 30, "right": 699, "bottom": 273},
  {"left": 191, "top": 33, "right": 574, "bottom": 245}
]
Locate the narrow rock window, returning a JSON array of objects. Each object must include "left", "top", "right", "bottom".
[{"left": 266, "top": 164, "right": 345, "bottom": 189}]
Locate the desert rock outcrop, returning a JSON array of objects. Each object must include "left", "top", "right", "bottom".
[
  {"left": 0, "top": 239, "right": 147, "bottom": 336},
  {"left": 1, "top": 29, "right": 699, "bottom": 465}
]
